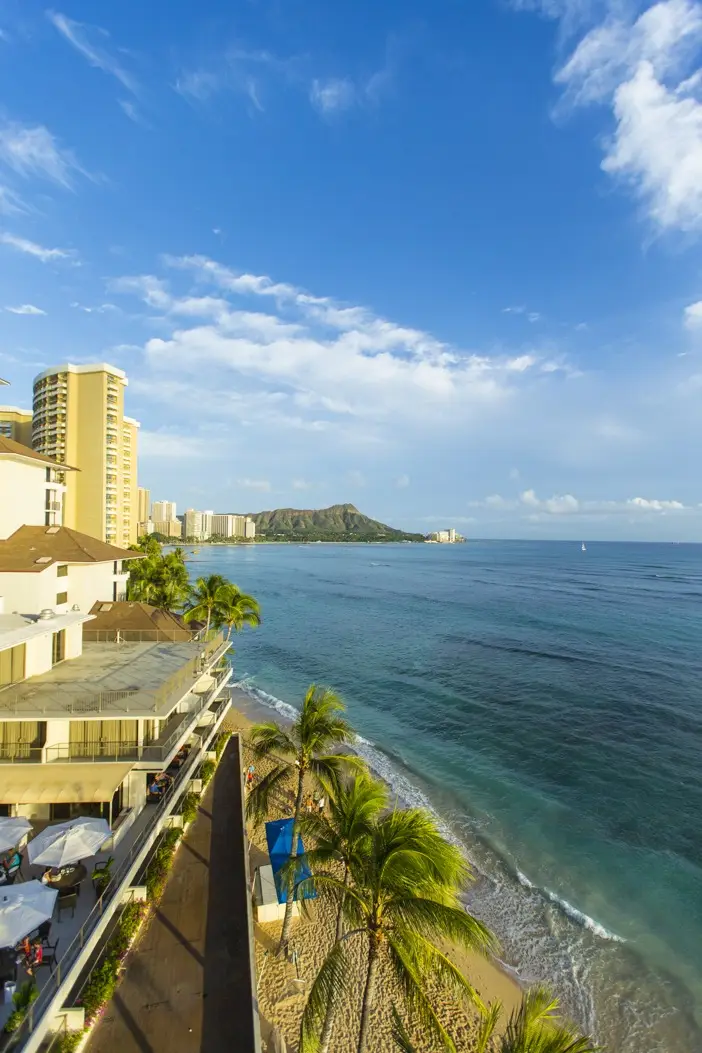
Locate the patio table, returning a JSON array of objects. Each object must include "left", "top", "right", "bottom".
[{"left": 43, "top": 863, "right": 87, "bottom": 891}]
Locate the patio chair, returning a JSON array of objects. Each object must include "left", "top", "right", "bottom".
[
  {"left": 57, "top": 891, "right": 77, "bottom": 920},
  {"left": 4, "top": 855, "right": 23, "bottom": 884},
  {"left": 91, "top": 856, "right": 114, "bottom": 896},
  {"left": 34, "top": 940, "right": 59, "bottom": 975},
  {"left": 38, "top": 921, "right": 52, "bottom": 944}
]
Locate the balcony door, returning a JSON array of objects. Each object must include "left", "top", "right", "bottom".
[{"left": 51, "top": 630, "right": 65, "bottom": 666}]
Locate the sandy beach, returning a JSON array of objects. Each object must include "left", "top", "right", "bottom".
[{"left": 224, "top": 701, "right": 522, "bottom": 1053}]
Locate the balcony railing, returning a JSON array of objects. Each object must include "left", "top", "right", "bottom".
[
  {"left": 0, "top": 668, "right": 231, "bottom": 765},
  {"left": 5, "top": 695, "right": 232, "bottom": 1052},
  {"left": 0, "top": 632, "right": 230, "bottom": 717}
]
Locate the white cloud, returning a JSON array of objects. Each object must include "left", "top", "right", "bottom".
[
  {"left": 0, "top": 122, "right": 84, "bottom": 188},
  {"left": 110, "top": 274, "right": 171, "bottom": 309},
  {"left": 541, "top": 0, "right": 702, "bottom": 231},
  {"left": 310, "top": 78, "right": 357, "bottom": 113},
  {"left": 0, "top": 185, "right": 28, "bottom": 215},
  {"left": 395, "top": 473, "right": 410, "bottom": 488},
  {"left": 0, "top": 233, "right": 75, "bottom": 262},
  {"left": 685, "top": 300, "right": 702, "bottom": 326},
  {"left": 70, "top": 301, "right": 118, "bottom": 314},
  {"left": 528, "top": 312, "right": 542, "bottom": 323},
  {"left": 292, "top": 478, "right": 312, "bottom": 490},
  {"left": 47, "top": 11, "right": 138, "bottom": 93},
  {"left": 4, "top": 304, "right": 46, "bottom": 315},
  {"left": 139, "top": 430, "right": 211, "bottom": 458},
  {"left": 118, "top": 100, "right": 143, "bottom": 124},
  {"left": 474, "top": 489, "right": 688, "bottom": 516},
  {"left": 237, "top": 477, "right": 271, "bottom": 491}
]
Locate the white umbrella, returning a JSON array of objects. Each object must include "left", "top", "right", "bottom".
[
  {"left": 27, "top": 817, "right": 112, "bottom": 868},
  {"left": 0, "top": 881, "right": 57, "bottom": 947},
  {"left": 0, "top": 818, "right": 32, "bottom": 854}
]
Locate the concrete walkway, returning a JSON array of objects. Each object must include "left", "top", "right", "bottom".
[{"left": 87, "top": 736, "right": 258, "bottom": 1053}]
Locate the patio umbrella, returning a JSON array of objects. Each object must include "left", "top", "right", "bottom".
[
  {"left": 0, "top": 881, "right": 57, "bottom": 947},
  {"left": 0, "top": 818, "right": 32, "bottom": 854},
  {"left": 27, "top": 817, "right": 112, "bottom": 868}
]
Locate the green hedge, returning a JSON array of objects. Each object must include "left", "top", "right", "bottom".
[
  {"left": 180, "top": 791, "right": 199, "bottom": 826},
  {"left": 215, "top": 730, "right": 231, "bottom": 759},
  {"left": 3, "top": 981, "right": 38, "bottom": 1034},
  {"left": 145, "top": 828, "right": 182, "bottom": 903},
  {"left": 200, "top": 759, "right": 216, "bottom": 786},
  {"left": 51, "top": 1033, "right": 83, "bottom": 1053},
  {"left": 79, "top": 902, "right": 147, "bottom": 1023}
]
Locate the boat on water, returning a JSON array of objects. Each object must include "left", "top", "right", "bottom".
[{"left": 581, "top": 542, "right": 587, "bottom": 552}]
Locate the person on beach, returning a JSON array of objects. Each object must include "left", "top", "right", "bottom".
[{"left": 305, "top": 794, "right": 314, "bottom": 813}]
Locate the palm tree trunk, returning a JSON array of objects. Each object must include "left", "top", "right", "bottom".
[
  {"left": 316, "top": 864, "right": 351, "bottom": 1053},
  {"left": 277, "top": 766, "right": 305, "bottom": 956},
  {"left": 357, "top": 932, "right": 381, "bottom": 1053},
  {"left": 205, "top": 608, "right": 211, "bottom": 635}
]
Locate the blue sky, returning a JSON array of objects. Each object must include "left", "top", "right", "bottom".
[{"left": 0, "top": 0, "right": 701, "bottom": 540}]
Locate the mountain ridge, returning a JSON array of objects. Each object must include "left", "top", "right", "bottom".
[{"left": 247, "top": 503, "right": 422, "bottom": 541}]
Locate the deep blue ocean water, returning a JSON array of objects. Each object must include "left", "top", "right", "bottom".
[{"left": 185, "top": 540, "right": 702, "bottom": 1053}]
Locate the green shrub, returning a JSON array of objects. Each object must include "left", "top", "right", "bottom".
[
  {"left": 3, "top": 981, "right": 38, "bottom": 1033},
  {"left": 145, "top": 828, "right": 183, "bottom": 902},
  {"left": 111, "top": 902, "right": 145, "bottom": 958},
  {"left": 180, "top": 791, "right": 199, "bottom": 825},
  {"left": 215, "top": 730, "right": 231, "bottom": 759},
  {"left": 200, "top": 759, "right": 216, "bottom": 786},
  {"left": 52, "top": 1032, "right": 84, "bottom": 1052},
  {"left": 81, "top": 957, "right": 118, "bottom": 1021}
]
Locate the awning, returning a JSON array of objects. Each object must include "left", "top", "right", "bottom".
[{"left": 0, "top": 763, "right": 133, "bottom": 805}]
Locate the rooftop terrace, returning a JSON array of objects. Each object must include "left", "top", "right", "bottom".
[{"left": 0, "top": 633, "right": 229, "bottom": 719}]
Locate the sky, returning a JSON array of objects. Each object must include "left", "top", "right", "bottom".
[{"left": 0, "top": 0, "right": 700, "bottom": 540}]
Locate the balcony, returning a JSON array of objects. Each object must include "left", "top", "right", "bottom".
[{"left": 0, "top": 633, "right": 230, "bottom": 719}]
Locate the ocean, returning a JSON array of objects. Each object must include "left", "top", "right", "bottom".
[{"left": 185, "top": 540, "right": 702, "bottom": 1053}]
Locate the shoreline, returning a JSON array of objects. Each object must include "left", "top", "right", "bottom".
[{"left": 224, "top": 686, "right": 524, "bottom": 1049}]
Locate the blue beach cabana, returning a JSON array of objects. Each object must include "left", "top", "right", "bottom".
[{"left": 265, "top": 818, "right": 316, "bottom": 903}]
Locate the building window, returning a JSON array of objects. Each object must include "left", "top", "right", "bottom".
[
  {"left": 57, "top": 564, "right": 68, "bottom": 578},
  {"left": 52, "top": 630, "right": 65, "bottom": 666},
  {"left": 0, "top": 644, "right": 25, "bottom": 686},
  {"left": 56, "top": 591, "right": 68, "bottom": 606}
]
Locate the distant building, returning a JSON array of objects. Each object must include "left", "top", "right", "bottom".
[
  {"left": 32, "top": 363, "right": 139, "bottom": 548},
  {"left": 244, "top": 517, "right": 256, "bottom": 539},
  {"left": 138, "top": 487, "right": 150, "bottom": 523},
  {"left": 210, "top": 513, "right": 256, "bottom": 539},
  {"left": 0, "top": 405, "right": 33, "bottom": 447},
  {"left": 151, "top": 500, "right": 176, "bottom": 522},
  {"left": 152, "top": 519, "right": 182, "bottom": 539},
  {"left": 183, "top": 508, "right": 211, "bottom": 541},
  {"left": 426, "top": 528, "right": 463, "bottom": 544}
]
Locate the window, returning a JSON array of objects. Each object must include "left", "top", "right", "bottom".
[
  {"left": 0, "top": 644, "right": 25, "bottom": 686},
  {"left": 56, "top": 591, "right": 68, "bottom": 606},
  {"left": 57, "top": 564, "right": 68, "bottom": 578},
  {"left": 52, "top": 630, "right": 65, "bottom": 666}
]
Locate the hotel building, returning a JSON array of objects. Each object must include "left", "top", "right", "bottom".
[
  {"left": 0, "top": 405, "right": 33, "bottom": 447},
  {"left": 32, "top": 364, "right": 139, "bottom": 548}
]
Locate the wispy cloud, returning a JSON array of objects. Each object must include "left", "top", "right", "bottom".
[
  {"left": 684, "top": 299, "right": 702, "bottom": 327},
  {"left": 70, "top": 301, "right": 118, "bottom": 314},
  {"left": 0, "top": 232, "right": 75, "bottom": 262},
  {"left": 0, "top": 185, "right": 28, "bottom": 215},
  {"left": 47, "top": 11, "right": 138, "bottom": 94},
  {"left": 118, "top": 99, "right": 145, "bottom": 125},
  {"left": 4, "top": 303, "right": 46, "bottom": 315},
  {"left": 292, "top": 478, "right": 312, "bottom": 490},
  {"left": 541, "top": 0, "right": 702, "bottom": 232},
  {"left": 0, "top": 122, "right": 85, "bottom": 189},
  {"left": 395, "top": 473, "right": 410, "bottom": 488},
  {"left": 309, "top": 78, "right": 357, "bottom": 114},
  {"left": 237, "top": 477, "right": 271, "bottom": 491},
  {"left": 471, "top": 489, "right": 688, "bottom": 517},
  {"left": 140, "top": 430, "right": 211, "bottom": 458}
]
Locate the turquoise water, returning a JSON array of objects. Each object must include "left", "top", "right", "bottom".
[{"left": 187, "top": 541, "right": 702, "bottom": 1052}]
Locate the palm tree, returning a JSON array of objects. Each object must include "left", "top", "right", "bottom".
[
  {"left": 182, "top": 574, "right": 231, "bottom": 634},
  {"left": 475, "top": 987, "right": 601, "bottom": 1053},
  {"left": 247, "top": 685, "right": 365, "bottom": 953},
  {"left": 390, "top": 987, "right": 601, "bottom": 1053},
  {"left": 300, "top": 808, "right": 496, "bottom": 1053},
  {"left": 127, "top": 547, "right": 190, "bottom": 609},
  {"left": 219, "top": 584, "right": 261, "bottom": 640},
  {"left": 299, "top": 775, "right": 388, "bottom": 1053}
]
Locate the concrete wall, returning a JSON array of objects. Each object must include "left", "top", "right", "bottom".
[
  {"left": 0, "top": 460, "right": 47, "bottom": 539},
  {"left": 0, "top": 561, "right": 126, "bottom": 618}
]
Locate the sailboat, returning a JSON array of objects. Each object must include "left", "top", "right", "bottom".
[{"left": 581, "top": 542, "right": 587, "bottom": 552}]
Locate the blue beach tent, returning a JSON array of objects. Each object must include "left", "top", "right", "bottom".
[{"left": 265, "top": 818, "right": 316, "bottom": 904}]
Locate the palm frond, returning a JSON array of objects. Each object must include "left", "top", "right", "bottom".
[
  {"left": 299, "top": 938, "right": 352, "bottom": 1053},
  {"left": 393, "top": 924, "right": 487, "bottom": 1014},
  {"left": 390, "top": 1005, "right": 418, "bottom": 1053},
  {"left": 390, "top": 896, "right": 497, "bottom": 957},
  {"left": 476, "top": 1001, "right": 502, "bottom": 1053},
  {"left": 386, "top": 930, "right": 458, "bottom": 1053},
  {"left": 249, "top": 722, "right": 298, "bottom": 760},
  {"left": 502, "top": 988, "right": 602, "bottom": 1053},
  {"left": 245, "top": 763, "right": 292, "bottom": 826}
]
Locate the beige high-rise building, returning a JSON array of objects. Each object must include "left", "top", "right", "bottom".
[
  {"left": 0, "top": 406, "right": 33, "bottom": 447},
  {"left": 152, "top": 500, "right": 176, "bottom": 522},
  {"left": 138, "top": 487, "right": 150, "bottom": 524},
  {"left": 152, "top": 519, "right": 182, "bottom": 539},
  {"left": 32, "top": 364, "right": 140, "bottom": 546}
]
